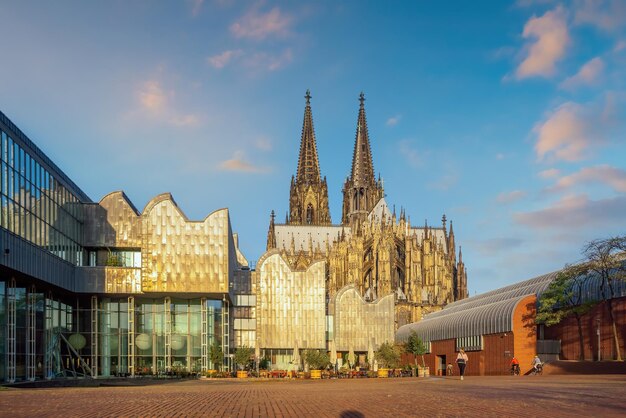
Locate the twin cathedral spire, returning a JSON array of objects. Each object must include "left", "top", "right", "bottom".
[{"left": 286, "top": 90, "right": 382, "bottom": 227}]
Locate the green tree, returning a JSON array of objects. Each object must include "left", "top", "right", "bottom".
[
  {"left": 234, "top": 346, "right": 253, "bottom": 370},
  {"left": 208, "top": 340, "right": 223, "bottom": 371},
  {"left": 304, "top": 349, "right": 330, "bottom": 370},
  {"left": 582, "top": 236, "right": 626, "bottom": 361},
  {"left": 537, "top": 263, "right": 596, "bottom": 360},
  {"left": 375, "top": 342, "right": 401, "bottom": 369},
  {"left": 405, "top": 331, "right": 428, "bottom": 367}
]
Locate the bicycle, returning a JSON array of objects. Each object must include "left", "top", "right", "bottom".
[
  {"left": 509, "top": 364, "right": 520, "bottom": 376},
  {"left": 529, "top": 363, "right": 543, "bottom": 376}
]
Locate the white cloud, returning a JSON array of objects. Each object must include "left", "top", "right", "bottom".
[
  {"left": 514, "top": 194, "right": 626, "bottom": 228},
  {"left": 230, "top": 6, "right": 293, "bottom": 40},
  {"left": 559, "top": 57, "right": 605, "bottom": 90},
  {"left": 496, "top": 190, "right": 527, "bottom": 204},
  {"left": 244, "top": 48, "right": 293, "bottom": 72},
  {"left": 207, "top": 49, "right": 243, "bottom": 69},
  {"left": 496, "top": 153, "right": 505, "bottom": 160},
  {"left": 533, "top": 101, "right": 598, "bottom": 162},
  {"left": 255, "top": 137, "right": 272, "bottom": 151},
  {"left": 386, "top": 115, "right": 401, "bottom": 126},
  {"left": 547, "top": 165, "right": 626, "bottom": 193},
  {"left": 574, "top": 0, "right": 626, "bottom": 33},
  {"left": 515, "top": 6, "right": 570, "bottom": 79},
  {"left": 398, "top": 140, "right": 422, "bottom": 168},
  {"left": 217, "top": 151, "right": 270, "bottom": 173},
  {"left": 538, "top": 168, "right": 561, "bottom": 179}
]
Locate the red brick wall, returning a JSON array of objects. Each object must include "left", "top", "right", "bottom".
[
  {"left": 543, "top": 296, "right": 626, "bottom": 361},
  {"left": 402, "top": 295, "right": 537, "bottom": 376}
]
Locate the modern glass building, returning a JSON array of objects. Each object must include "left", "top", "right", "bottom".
[{"left": 0, "top": 111, "right": 233, "bottom": 383}]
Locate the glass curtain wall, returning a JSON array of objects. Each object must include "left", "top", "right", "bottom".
[
  {"left": 96, "top": 298, "right": 225, "bottom": 376},
  {"left": 0, "top": 129, "right": 84, "bottom": 265}
]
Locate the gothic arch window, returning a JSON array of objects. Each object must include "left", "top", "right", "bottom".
[
  {"left": 306, "top": 203, "right": 314, "bottom": 224},
  {"left": 359, "top": 188, "right": 365, "bottom": 210},
  {"left": 395, "top": 266, "right": 405, "bottom": 290},
  {"left": 363, "top": 247, "right": 372, "bottom": 263},
  {"left": 353, "top": 190, "right": 359, "bottom": 211}
]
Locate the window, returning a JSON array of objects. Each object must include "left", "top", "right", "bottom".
[{"left": 456, "top": 335, "right": 483, "bottom": 352}]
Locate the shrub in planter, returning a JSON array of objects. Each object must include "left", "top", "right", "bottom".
[
  {"left": 374, "top": 342, "right": 401, "bottom": 370},
  {"left": 304, "top": 349, "right": 330, "bottom": 372}
]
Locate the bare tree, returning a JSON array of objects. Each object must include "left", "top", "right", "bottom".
[{"left": 582, "top": 236, "right": 626, "bottom": 361}]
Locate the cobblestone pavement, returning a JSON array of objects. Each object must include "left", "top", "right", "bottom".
[{"left": 1, "top": 375, "right": 625, "bottom": 417}]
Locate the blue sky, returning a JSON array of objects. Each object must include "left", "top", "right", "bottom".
[{"left": 1, "top": 0, "right": 625, "bottom": 294}]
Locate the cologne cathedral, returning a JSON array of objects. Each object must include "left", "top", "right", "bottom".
[{"left": 266, "top": 90, "right": 468, "bottom": 327}]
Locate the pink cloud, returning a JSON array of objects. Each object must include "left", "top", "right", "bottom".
[
  {"left": 547, "top": 165, "right": 626, "bottom": 193},
  {"left": 217, "top": 151, "right": 270, "bottom": 173},
  {"left": 538, "top": 168, "right": 561, "bottom": 179},
  {"left": 559, "top": 57, "right": 605, "bottom": 90},
  {"left": 533, "top": 101, "right": 596, "bottom": 162},
  {"left": 134, "top": 78, "right": 200, "bottom": 128},
  {"left": 516, "top": 6, "right": 570, "bottom": 79},
  {"left": 496, "top": 190, "right": 527, "bottom": 204},
  {"left": 207, "top": 49, "right": 243, "bottom": 69},
  {"left": 574, "top": 0, "right": 626, "bottom": 32},
  {"left": 138, "top": 81, "right": 166, "bottom": 112},
  {"left": 514, "top": 194, "right": 626, "bottom": 228},
  {"left": 230, "top": 7, "right": 293, "bottom": 40}
]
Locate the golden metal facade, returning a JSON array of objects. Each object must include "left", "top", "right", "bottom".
[
  {"left": 332, "top": 285, "right": 395, "bottom": 352},
  {"left": 141, "top": 194, "right": 232, "bottom": 293},
  {"left": 84, "top": 192, "right": 236, "bottom": 294},
  {"left": 256, "top": 252, "right": 326, "bottom": 349}
]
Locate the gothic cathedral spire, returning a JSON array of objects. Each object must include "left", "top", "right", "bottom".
[
  {"left": 342, "top": 92, "right": 384, "bottom": 225},
  {"left": 287, "top": 90, "right": 331, "bottom": 225}
]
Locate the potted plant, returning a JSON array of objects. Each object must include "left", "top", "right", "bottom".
[
  {"left": 374, "top": 342, "right": 401, "bottom": 378},
  {"left": 234, "top": 346, "right": 253, "bottom": 378},
  {"left": 406, "top": 331, "right": 428, "bottom": 377},
  {"left": 304, "top": 349, "right": 330, "bottom": 379}
]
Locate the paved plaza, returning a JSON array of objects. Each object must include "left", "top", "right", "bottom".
[{"left": 1, "top": 375, "right": 625, "bottom": 417}]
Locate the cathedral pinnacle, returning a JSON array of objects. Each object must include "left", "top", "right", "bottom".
[{"left": 288, "top": 90, "right": 331, "bottom": 225}]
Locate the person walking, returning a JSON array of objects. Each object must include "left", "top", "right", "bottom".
[{"left": 456, "top": 348, "right": 468, "bottom": 380}]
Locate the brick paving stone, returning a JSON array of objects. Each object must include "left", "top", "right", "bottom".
[{"left": 1, "top": 375, "right": 625, "bottom": 417}]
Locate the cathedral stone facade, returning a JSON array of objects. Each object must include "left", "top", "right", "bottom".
[{"left": 267, "top": 91, "right": 468, "bottom": 327}]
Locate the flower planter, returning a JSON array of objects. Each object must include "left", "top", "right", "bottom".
[
  {"left": 423, "top": 367, "right": 430, "bottom": 377},
  {"left": 377, "top": 368, "right": 389, "bottom": 378},
  {"left": 236, "top": 370, "right": 248, "bottom": 379},
  {"left": 310, "top": 369, "right": 322, "bottom": 379},
  {"left": 418, "top": 368, "right": 425, "bottom": 377}
]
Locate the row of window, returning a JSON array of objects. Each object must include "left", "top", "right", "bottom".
[
  {"left": 1, "top": 131, "right": 82, "bottom": 218},
  {"left": 0, "top": 129, "right": 84, "bottom": 265}
]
